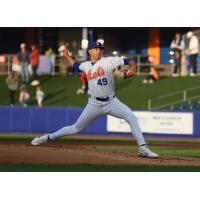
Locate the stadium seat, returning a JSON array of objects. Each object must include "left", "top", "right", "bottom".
[{"left": 169, "top": 99, "right": 200, "bottom": 111}]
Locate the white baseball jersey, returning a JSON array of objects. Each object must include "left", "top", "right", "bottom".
[
  {"left": 78, "top": 57, "right": 124, "bottom": 98},
  {"left": 48, "top": 56, "right": 147, "bottom": 147}
]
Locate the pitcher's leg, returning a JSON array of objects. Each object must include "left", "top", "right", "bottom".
[
  {"left": 107, "top": 98, "right": 146, "bottom": 146},
  {"left": 106, "top": 98, "right": 159, "bottom": 158},
  {"left": 49, "top": 102, "right": 103, "bottom": 140},
  {"left": 31, "top": 102, "right": 103, "bottom": 146},
  {"left": 31, "top": 103, "right": 102, "bottom": 145}
]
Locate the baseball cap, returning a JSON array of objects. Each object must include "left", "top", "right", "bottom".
[
  {"left": 88, "top": 41, "right": 104, "bottom": 50},
  {"left": 187, "top": 31, "right": 193, "bottom": 38}
]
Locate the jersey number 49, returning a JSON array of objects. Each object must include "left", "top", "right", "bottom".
[{"left": 97, "top": 78, "right": 107, "bottom": 86}]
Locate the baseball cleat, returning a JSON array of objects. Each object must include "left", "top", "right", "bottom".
[
  {"left": 138, "top": 145, "right": 159, "bottom": 158},
  {"left": 31, "top": 134, "right": 49, "bottom": 146}
]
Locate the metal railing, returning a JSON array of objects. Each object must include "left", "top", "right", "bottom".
[
  {"left": 0, "top": 54, "right": 65, "bottom": 76},
  {"left": 0, "top": 54, "right": 13, "bottom": 75},
  {"left": 0, "top": 54, "right": 153, "bottom": 76},
  {"left": 126, "top": 54, "right": 153, "bottom": 75},
  {"left": 147, "top": 86, "right": 200, "bottom": 110}
]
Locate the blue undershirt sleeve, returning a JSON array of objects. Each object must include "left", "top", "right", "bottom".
[
  {"left": 72, "top": 62, "right": 81, "bottom": 72},
  {"left": 123, "top": 58, "right": 131, "bottom": 65}
]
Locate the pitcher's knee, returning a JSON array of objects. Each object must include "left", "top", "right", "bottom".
[
  {"left": 124, "top": 112, "right": 134, "bottom": 121},
  {"left": 72, "top": 124, "right": 82, "bottom": 133}
]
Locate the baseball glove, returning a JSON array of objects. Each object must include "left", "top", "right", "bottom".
[{"left": 113, "top": 65, "right": 135, "bottom": 80}]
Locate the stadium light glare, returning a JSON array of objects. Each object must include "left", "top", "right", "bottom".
[
  {"left": 112, "top": 51, "right": 119, "bottom": 56},
  {"left": 169, "top": 51, "right": 174, "bottom": 55},
  {"left": 81, "top": 39, "right": 89, "bottom": 49},
  {"left": 169, "top": 59, "right": 174, "bottom": 64}
]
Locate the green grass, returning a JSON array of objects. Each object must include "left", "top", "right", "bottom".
[
  {"left": 1, "top": 134, "right": 200, "bottom": 145},
  {"left": 0, "top": 163, "right": 200, "bottom": 172},
  {"left": 154, "top": 147, "right": 200, "bottom": 158},
  {"left": 0, "top": 134, "right": 136, "bottom": 143},
  {"left": 0, "top": 134, "right": 200, "bottom": 172},
  {"left": 96, "top": 145, "right": 200, "bottom": 158},
  {"left": 1, "top": 75, "right": 200, "bottom": 109}
]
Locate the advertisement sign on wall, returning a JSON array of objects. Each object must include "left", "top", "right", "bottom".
[{"left": 107, "top": 111, "right": 193, "bottom": 135}]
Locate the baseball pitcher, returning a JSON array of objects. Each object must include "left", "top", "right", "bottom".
[{"left": 31, "top": 41, "right": 158, "bottom": 158}]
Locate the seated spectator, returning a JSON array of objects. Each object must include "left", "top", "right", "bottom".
[
  {"left": 142, "top": 66, "right": 160, "bottom": 84},
  {"left": 35, "top": 86, "right": 45, "bottom": 107},
  {"left": 6, "top": 71, "right": 19, "bottom": 106},
  {"left": 143, "top": 56, "right": 160, "bottom": 84},
  {"left": 19, "top": 84, "right": 30, "bottom": 107}
]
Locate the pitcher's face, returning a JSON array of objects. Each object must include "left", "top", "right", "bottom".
[{"left": 88, "top": 48, "right": 103, "bottom": 61}]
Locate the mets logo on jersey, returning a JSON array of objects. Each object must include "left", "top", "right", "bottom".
[{"left": 86, "top": 67, "right": 105, "bottom": 80}]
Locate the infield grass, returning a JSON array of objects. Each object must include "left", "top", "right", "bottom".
[
  {"left": 1, "top": 134, "right": 200, "bottom": 144},
  {"left": 95, "top": 145, "right": 200, "bottom": 158}
]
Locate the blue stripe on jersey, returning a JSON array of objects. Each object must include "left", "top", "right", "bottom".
[
  {"left": 73, "top": 62, "right": 81, "bottom": 72},
  {"left": 123, "top": 58, "right": 131, "bottom": 65}
]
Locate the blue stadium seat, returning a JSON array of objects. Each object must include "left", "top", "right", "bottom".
[{"left": 166, "top": 99, "right": 200, "bottom": 111}]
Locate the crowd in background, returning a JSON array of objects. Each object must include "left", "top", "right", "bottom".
[
  {"left": 5, "top": 41, "right": 90, "bottom": 107},
  {"left": 5, "top": 42, "right": 46, "bottom": 107},
  {"left": 142, "top": 30, "right": 200, "bottom": 84},
  {"left": 4, "top": 30, "right": 200, "bottom": 106},
  {"left": 6, "top": 71, "right": 45, "bottom": 107},
  {"left": 170, "top": 31, "right": 199, "bottom": 77}
]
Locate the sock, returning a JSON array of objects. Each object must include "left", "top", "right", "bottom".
[{"left": 139, "top": 144, "right": 147, "bottom": 147}]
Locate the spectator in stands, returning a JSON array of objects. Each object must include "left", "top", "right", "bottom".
[
  {"left": 45, "top": 47, "right": 56, "bottom": 72},
  {"left": 11, "top": 55, "right": 21, "bottom": 73},
  {"left": 17, "top": 43, "right": 30, "bottom": 83},
  {"left": 58, "top": 42, "right": 72, "bottom": 76},
  {"left": 76, "top": 72, "right": 88, "bottom": 95},
  {"left": 142, "top": 66, "right": 160, "bottom": 84},
  {"left": 170, "top": 33, "right": 184, "bottom": 77},
  {"left": 19, "top": 84, "right": 30, "bottom": 107},
  {"left": 5, "top": 71, "right": 19, "bottom": 106},
  {"left": 143, "top": 55, "right": 160, "bottom": 84},
  {"left": 45, "top": 47, "right": 54, "bottom": 56},
  {"left": 30, "top": 44, "right": 40, "bottom": 86},
  {"left": 186, "top": 31, "right": 199, "bottom": 76},
  {"left": 35, "top": 86, "right": 45, "bottom": 107}
]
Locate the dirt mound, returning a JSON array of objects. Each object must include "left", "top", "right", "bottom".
[{"left": 0, "top": 141, "right": 200, "bottom": 166}]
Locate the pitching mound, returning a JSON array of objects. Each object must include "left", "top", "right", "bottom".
[{"left": 0, "top": 141, "right": 200, "bottom": 166}]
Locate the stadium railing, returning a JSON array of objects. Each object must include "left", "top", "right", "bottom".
[
  {"left": 0, "top": 54, "right": 157, "bottom": 76},
  {"left": 148, "top": 86, "right": 200, "bottom": 110}
]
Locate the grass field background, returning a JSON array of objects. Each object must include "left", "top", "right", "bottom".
[
  {"left": 1, "top": 75, "right": 200, "bottom": 109},
  {"left": 1, "top": 75, "right": 200, "bottom": 171},
  {"left": 1, "top": 134, "right": 200, "bottom": 172}
]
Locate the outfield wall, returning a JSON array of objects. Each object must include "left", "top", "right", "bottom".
[
  {"left": 0, "top": 106, "right": 199, "bottom": 137},
  {"left": 0, "top": 106, "right": 106, "bottom": 135}
]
